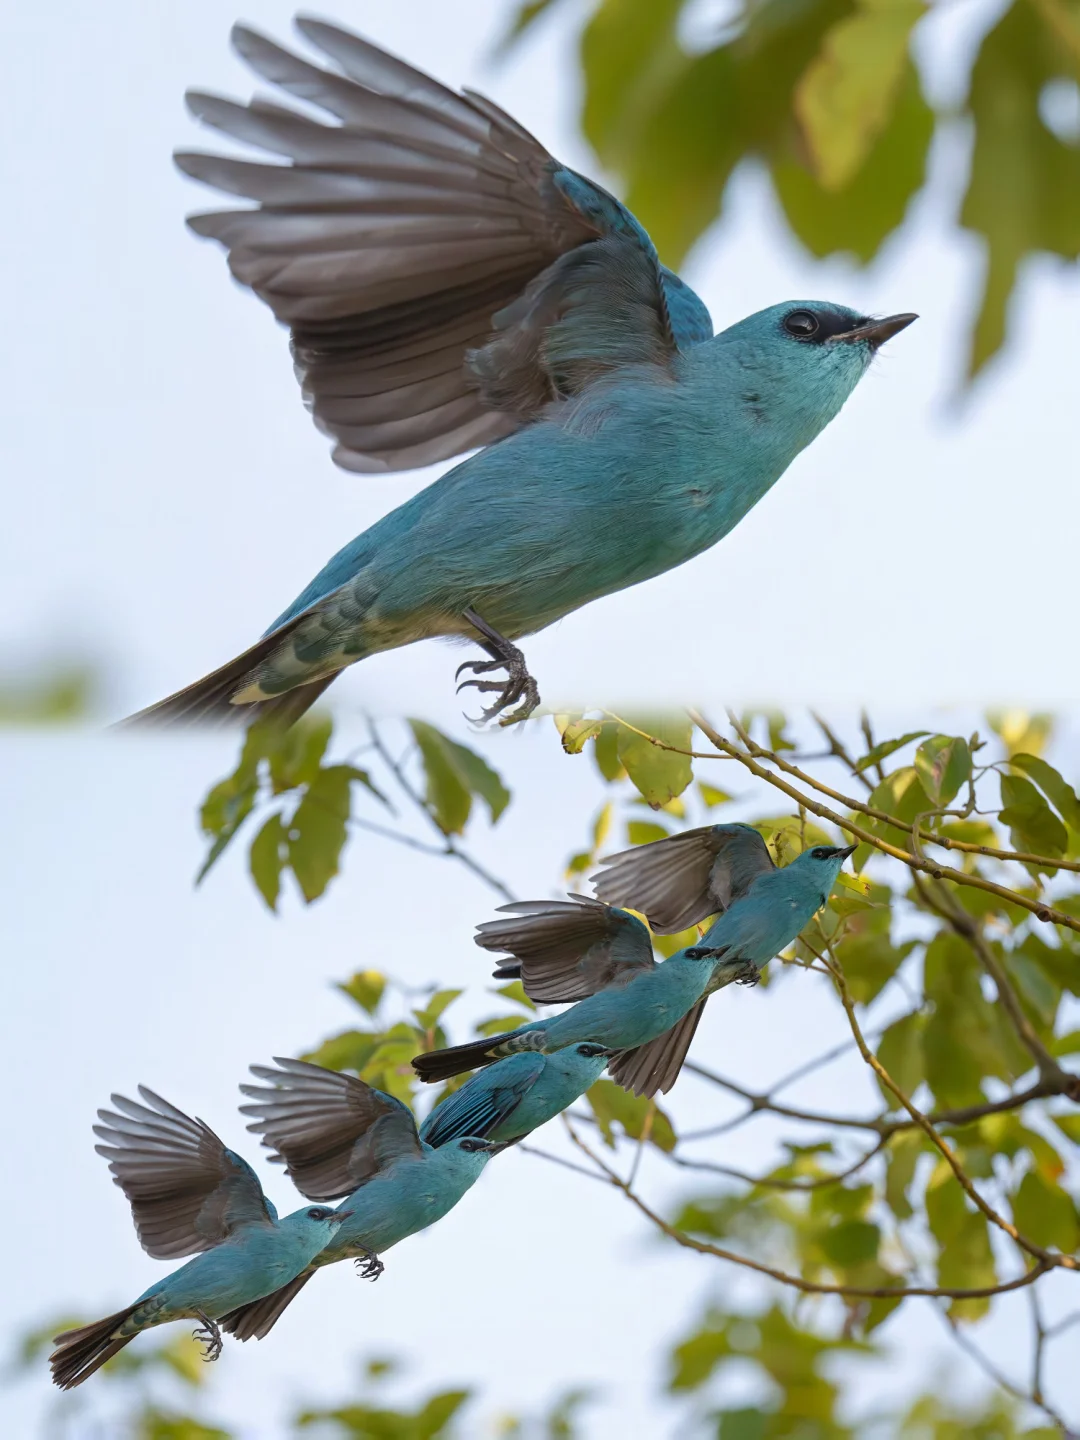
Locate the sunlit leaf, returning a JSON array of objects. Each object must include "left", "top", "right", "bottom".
[
  {"left": 794, "top": 0, "right": 925, "bottom": 190},
  {"left": 249, "top": 812, "right": 286, "bottom": 912},
  {"left": 615, "top": 715, "right": 693, "bottom": 809},
  {"left": 914, "top": 734, "right": 971, "bottom": 808}
]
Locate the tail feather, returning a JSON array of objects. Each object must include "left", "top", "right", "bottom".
[
  {"left": 412, "top": 1030, "right": 528, "bottom": 1084},
  {"left": 220, "top": 1270, "right": 314, "bottom": 1341},
  {"left": 50, "top": 1304, "right": 141, "bottom": 1390},
  {"left": 118, "top": 615, "right": 334, "bottom": 729}
]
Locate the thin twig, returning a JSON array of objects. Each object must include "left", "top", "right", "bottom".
[{"left": 560, "top": 1115, "right": 1054, "bottom": 1302}]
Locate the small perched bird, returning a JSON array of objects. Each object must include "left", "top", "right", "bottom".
[
  {"left": 419, "top": 1043, "right": 612, "bottom": 1148},
  {"left": 127, "top": 18, "right": 915, "bottom": 729},
  {"left": 49, "top": 1089, "right": 345, "bottom": 1389},
  {"left": 222, "top": 1059, "right": 496, "bottom": 1339},
  {"left": 413, "top": 842, "right": 856, "bottom": 1096}
]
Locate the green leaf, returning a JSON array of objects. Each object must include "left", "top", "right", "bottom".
[
  {"left": 627, "top": 819, "right": 670, "bottom": 846},
  {"left": 591, "top": 723, "right": 626, "bottom": 782},
  {"left": 556, "top": 714, "right": 604, "bottom": 755},
  {"left": 268, "top": 713, "right": 332, "bottom": 793},
  {"left": 794, "top": 0, "right": 925, "bottom": 190},
  {"left": 494, "top": 0, "right": 561, "bottom": 55},
  {"left": 412, "top": 989, "right": 463, "bottom": 1031},
  {"left": 999, "top": 772, "right": 1068, "bottom": 865},
  {"left": 774, "top": 59, "right": 933, "bottom": 264},
  {"left": 914, "top": 735, "right": 971, "bottom": 807},
  {"left": 876, "top": 1010, "right": 926, "bottom": 1105},
  {"left": 409, "top": 720, "right": 510, "bottom": 834},
  {"left": 819, "top": 1217, "right": 880, "bottom": 1267},
  {"left": 927, "top": 1162, "right": 997, "bottom": 1320},
  {"left": 337, "top": 971, "right": 386, "bottom": 1016},
  {"left": 490, "top": 979, "right": 537, "bottom": 1013},
  {"left": 853, "top": 731, "right": 930, "bottom": 774},
  {"left": 1011, "top": 752, "right": 1080, "bottom": 832},
  {"left": 586, "top": 1079, "right": 676, "bottom": 1151},
  {"left": 698, "top": 782, "right": 733, "bottom": 808},
  {"left": 884, "top": 1129, "right": 924, "bottom": 1221},
  {"left": 615, "top": 715, "right": 693, "bottom": 809},
  {"left": 960, "top": 1, "right": 1080, "bottom": 377},
  {"left": 248, "top": 812, "right": 286, "bottom": 912},
  {"left": 475, "top": 1015, "right": 528, "bottom": 1038},
  {"left": 288, "top": 765, "right": 353, "bottom": 903},
  {"left": 1012, "top": 1168, "right": 1080, "bottom": 1252}
]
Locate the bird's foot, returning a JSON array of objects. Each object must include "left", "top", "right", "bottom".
[
  {"left": 192, "top": 1312, "right": 223, "bottom": 1363},
  {"left": 456, "top": 608, "right": 540, "bottom": 726},
  {"left": 735, "top": 962, "right": 761, "bottom": 988},
  {"left": 353, "top": 1249, "right": 384, "bottom": 1282}
]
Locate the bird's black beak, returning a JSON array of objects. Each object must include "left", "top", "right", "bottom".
[
  {"left": 830, "top": 313, "right": 917, "bottom": 349},
  {"left": 332, "top": 1210, "right": 351, "bottom": 1222},
  {"left": 837, "top": 843, "right": 858, "bottom": 860}
]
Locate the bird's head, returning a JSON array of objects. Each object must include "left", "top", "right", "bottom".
[
  {"left": 787, "top": 842, "right": 858, "bottom": 894},
  {"left": 449, "top": 1136, "right": 500, "bottom": 1169},
  {"left": 281, "top": 1202, "right": 349, "bottom": 1251},
  {"left": 708, "top": 301, "right": 917, "bottom": 445}
]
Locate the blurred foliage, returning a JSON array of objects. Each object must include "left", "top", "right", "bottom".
[
  {"left": 505, "top": 0, "right": 1080, "bottom": 380},
  {"left": 0, "top": 663, "right": 95, "bottom": 723}
]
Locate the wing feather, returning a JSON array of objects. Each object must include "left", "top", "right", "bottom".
[
  {"left": 93, "top": 1088, "right": 273, "bottom": 1259},
  {"left": 239, "top": 1057, "right": 421, "bottom": 1201},
  {"left": 607, "top": 999, "right": 707, "bottom": 1098},
  {"left": 176, "top": 19, "right": 707, "bottom": 472},
  {"left": 475, "top": 896, "right": 654, "bottom": 1004}
]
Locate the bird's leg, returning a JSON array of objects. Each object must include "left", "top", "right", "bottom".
[
  {"left": 735, "top": 962, "right": 761, "bottom": 987},
  {"left": 192, "top": 1311, "right": 223, "bottom": 1363},
  {"left": 455, "top": 608, "right": 540, "bottom": 726},
  {"left": 352, "top": 1248, "right": 384, "bottom": 1282}
]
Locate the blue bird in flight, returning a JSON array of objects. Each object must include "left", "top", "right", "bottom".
[
  {"left": 419, "top": 1042, "right": 612, "bottom": 1148},
  {"left": 49, "top": 1088, "right": 345, "bottom": 1388},
  {"left": 128, "top": 18, "right": 916, "bottom": 727},
  {"left": 221, "top": 1059, "right": 497, "bottom": 1339},
  {"left": 413, "top": 837, "right": 855, "bottom": 1096}
]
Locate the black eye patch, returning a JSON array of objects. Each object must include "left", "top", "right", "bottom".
[{"left": 782, "top": 309, "right": 870, "bottom": 343}]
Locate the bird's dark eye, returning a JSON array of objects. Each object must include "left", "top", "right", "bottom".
[
  {"left": 307, "top": 1207, "right": 331, "bottom": 1221},
  {"left": 783, "top": 309, "right": 820, "bottom": 339},
  {"left": 811, "top": 847, "right": 829, "bottom": 859}
]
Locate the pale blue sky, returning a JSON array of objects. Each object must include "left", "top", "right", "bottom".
[{"left": 2, "top": 0, "right": 1079, "bottom": 1434}]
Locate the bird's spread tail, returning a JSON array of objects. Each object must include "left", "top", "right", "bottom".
[
  {"left": 220, "top": 1270, "right": 315, "bottom": 1342},
  {"left": 412, "top": 1029, "right": 530, "bottom": 1084},
  {"left": 118, "top": 614, "right": 331, "bottom": 729},
  {"left": 50, "top": 1304, "right": 141, "bottom": 1389}
]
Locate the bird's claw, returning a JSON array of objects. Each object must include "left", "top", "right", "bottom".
[
  {"left": 353, "top": 1250, "right": 384, "bottom": 1282},
  {"left": 192, "top": 1313, "right": 223, "bottom": 1363},
  {"left": 455, "top": 650, "right": 540, "bottom": 726},
  {"left": 735, "top": 963, "right": 761, "bottom": 987}
]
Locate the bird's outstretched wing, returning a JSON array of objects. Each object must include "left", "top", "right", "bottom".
[
  {"left": 418, "top": 1052, "right": 545, "bottom": 1147},
  {"left": 93, "top": 1088, "right": 275, "bottom": 1259},
  {"left": 607, "top": 998, "right": 707, "bottom": 1098},
  {"left": 176, "top": 18, "right": 712, "bottom": 473},
  {"left": 593, "top": 824, "right": 776, "bottom": 934},
  {"left": 475, "top": 895, "right": 655, "bottom": 1003},
  {"left": 240, "top": 1057, "right": 422, "bottom": 1201}
]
